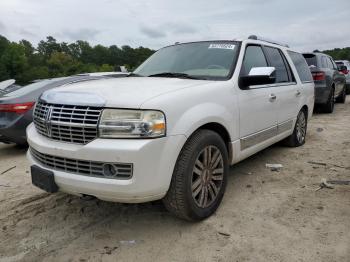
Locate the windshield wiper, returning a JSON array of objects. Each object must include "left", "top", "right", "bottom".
[{"left": 147, "top": 72, "right": 202, "bottom": 80}]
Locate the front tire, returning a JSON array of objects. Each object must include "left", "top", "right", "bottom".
[
  {"left": 284, "top": 109, "right": 307, "bottom": 147},
  {"left": 163, "top": 129, "right": 229, "bottom": 221}
]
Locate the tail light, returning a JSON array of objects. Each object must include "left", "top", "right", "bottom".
[
  {"left": 312, "top": 71, "right": 326, "bottom": 81},
  {"left": 0, "top": 102, "right": 35, "bottom": 114},
  {"left": 341, "top": 69, "right": 349, "bottom": 75}
]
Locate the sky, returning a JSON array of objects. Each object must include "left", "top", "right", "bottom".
[{"left": 0, "top": 0, "right": 349, "bottom": 52}]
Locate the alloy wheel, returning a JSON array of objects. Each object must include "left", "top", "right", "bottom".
[
  {"left": 296, "top": 112, "right": 306, "bottom": 144},
  {"left": 191, "top": 145, "right": 224, "bottom": 208}
]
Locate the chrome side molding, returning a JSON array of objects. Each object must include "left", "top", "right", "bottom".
[{"left": 240, "top": 119, "right": 294, "bottom": 150}]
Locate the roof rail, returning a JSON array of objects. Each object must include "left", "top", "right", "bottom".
[{"left": 248, "top": 35, "right": 290, "bottom": 48}]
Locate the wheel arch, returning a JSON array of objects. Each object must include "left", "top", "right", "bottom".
[{"left": 188, "top": 122, "right": 233, "bottom": 162}]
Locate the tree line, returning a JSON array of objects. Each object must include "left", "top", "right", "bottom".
[
  {"left": 0, "top": 35, "right": 155, "bottom": 85},
  {"left": 1, "top": 33, "right": 349, "bottom": 85},
  {"left": 322, "top": 47, "right": 350, "bottom": 61}
]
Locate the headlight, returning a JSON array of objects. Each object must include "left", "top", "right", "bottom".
[{"left": 99, "top": 109, "right": 166, "bottom": 138}]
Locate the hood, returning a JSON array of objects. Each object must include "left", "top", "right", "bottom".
[{"left": 40, "top": 77, "right": 211, "bottom": 108}]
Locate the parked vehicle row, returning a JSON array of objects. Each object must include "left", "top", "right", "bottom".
[
  {"left": 302, "top": 52, "right": 346, "bottom": 113},
  {"left": 1, "top": 36, "right": 348, "bottom": 221},
  {"left": 26, "top": 36, "right": 315, "bottom": 221}
]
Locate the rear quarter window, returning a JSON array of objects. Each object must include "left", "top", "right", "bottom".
[{"left": 288, "top": 51, "right": 313, "bottom": 83}]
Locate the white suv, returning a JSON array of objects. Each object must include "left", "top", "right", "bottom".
[{"left": 27, "top": 36, "right": 314, "bottom": 221}]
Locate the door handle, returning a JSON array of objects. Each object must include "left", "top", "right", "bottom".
[
  {"left": 296, "top": 90, "right": 301, "bottom": 97},
  {"left": 269, "top": 94, "right": 277, "bottom": 102}
]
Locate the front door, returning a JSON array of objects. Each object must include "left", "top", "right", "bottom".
[{"left": 238, "top": 45, "right": 278, "bottom": 150}]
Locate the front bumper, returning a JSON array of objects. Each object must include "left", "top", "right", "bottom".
[{"left": 27, "top": 124, "right": 187, "bottom": 203}]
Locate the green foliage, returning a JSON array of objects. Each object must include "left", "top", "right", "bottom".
[
  {"left": 0, "top": 35, "right": 155, "bottom": 85},
  {"left": 323, "top": 47, "right": 350, "bottom": 61},
  {"left": 0, "top": 42, "right": 28, "bottom": 82}
]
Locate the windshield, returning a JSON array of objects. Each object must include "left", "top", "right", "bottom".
[{"left": 134, "top": 41, "right": 240, "bottom": 80}]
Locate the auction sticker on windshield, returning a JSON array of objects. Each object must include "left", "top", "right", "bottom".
[{"left": 208, "top": 43, "right": 235, "bottom": 50}]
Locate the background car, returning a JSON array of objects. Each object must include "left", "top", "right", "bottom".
[
  {"left": 303, "top": 52, "right": 346, "bottom": 113},
  {"left": 0, "top": 74, "right": 121, "bottom": 146},
  {"left": 0, "top": 79, "right": 22, "bottom": 94},
  {"left": 335, "top": 60, "right": 350, "bottom": 94}
]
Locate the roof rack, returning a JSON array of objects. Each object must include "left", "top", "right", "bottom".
[{"left": 248, "top": 35, "right": 290, "bottom": 48}]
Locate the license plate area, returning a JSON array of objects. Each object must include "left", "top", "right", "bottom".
[{"left": 31, "top": 165, "right": 58, "bottom": 193}]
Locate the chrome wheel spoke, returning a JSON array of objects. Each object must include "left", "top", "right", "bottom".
[
  {"left": 193, "top": 166, "right": 203, "bottom": 176},
  {"left": 207, "top": 146, "right": 212, "bottom": 167},
  {"left": 203, "top": 147, "right": 209, "bottom": 166},
  {"left": 191, "top": 145, "right": 224, "bottom": 208},
  {"left": 195, "top": 159, "right": 204, "bottom": 170},
  {"left": 209, "top": 181, "right": 219, "bottom": 195},
  {"left": 207, "top": 184, "right": 216, "bottom": 201},
  {"left": 192, "top": 183, "right": 203, "bottom": 198},
  {"left": 209, "top": 150, "right": 220, "bottom": 166},
  {"left": 211, "top": 154, "right": 222, "bottom": 169},
  {"left": 192, "top": 178, "right": 202, "bottom": 191}
]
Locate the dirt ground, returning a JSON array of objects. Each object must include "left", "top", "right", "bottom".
[{"left": 0, "top": 100, "right": 349, "bottom": 262}]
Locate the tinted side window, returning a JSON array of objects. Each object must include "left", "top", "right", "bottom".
[
  {"left": 326, "top": 57, "right": 333, "bottom": 69},
  {"left": 303, "top": 54, "right": 317, "bottom": 67},
  {"left": 321, "top": 56, "right": 328, "bottom": 68},
  {"left": 287, "top": 51, "right": 313, "bottom": 83},
  {"left": 264, "top": 47, "right": 289, "bottom": 83},
  {"left": 241, "top": 45, "right": 267, "bottom": 75}
]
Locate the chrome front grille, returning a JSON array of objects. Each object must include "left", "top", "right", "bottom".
[
  {"left": 33, "top": 101, "right": 102, "bottom": 144},
  {"left": 30, "top": 147, "right": 133, "bottom": 179}
]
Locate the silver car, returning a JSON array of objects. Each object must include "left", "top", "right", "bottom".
[{"left": 335, "top": 60, "right": 350, "bottom": 94}]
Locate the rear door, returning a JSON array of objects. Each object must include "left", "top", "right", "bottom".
[{"left": 263, "top": 46, "right": 300, "bottom": 134}]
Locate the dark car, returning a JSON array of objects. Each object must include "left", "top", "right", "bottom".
[
  {"left": 303, "top": 52, "right": 346, "bottom": 113},
  {"left": 0, "top": 75, "right": 115, "bottom": 145}
]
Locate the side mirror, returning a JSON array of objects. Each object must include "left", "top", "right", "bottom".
[{"left": 239, "top": 67, "right": 276, "bottom": 89}]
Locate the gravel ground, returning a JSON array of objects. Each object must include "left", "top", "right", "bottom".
[{"left": 0, "top": 99, "right": 349, "bottom": 262}]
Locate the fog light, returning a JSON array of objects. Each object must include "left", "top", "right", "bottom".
[{"left": 103, "top": 164, "right": 117, "bottom": 177}]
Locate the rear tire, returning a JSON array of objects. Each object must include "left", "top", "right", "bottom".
[
  {"left": 322, "top": 87, "right": 335, "bottom": 113},
  {"left": 336, "top": 86, "right": 346, "bottom": 103},
  {"left": 284, "top": 109, "right": 307, "bottom": 147},
  {"left": 163, "top": 129, "right": 229, "bottom": 221}
]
